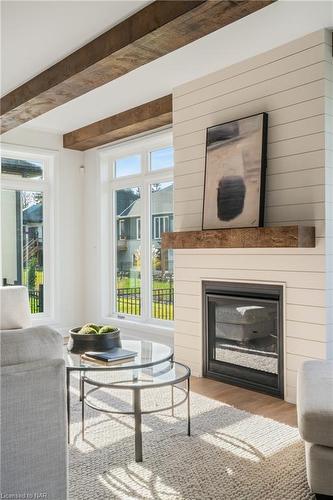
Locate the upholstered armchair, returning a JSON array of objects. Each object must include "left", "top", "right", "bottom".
[
  {"left": 0, "top": 286, "right": 68, "bottom": 500},
  {"left": 297, "top": 360, "right": 333, "bottom": 499}
]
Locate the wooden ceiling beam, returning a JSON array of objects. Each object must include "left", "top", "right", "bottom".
[
  {"left": 63, "top": 95, "right": 172, "bottom": 151},
  {"left": 1, "top": 0, "right": 274, "bottom": 134}
]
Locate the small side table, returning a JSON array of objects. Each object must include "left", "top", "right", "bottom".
[
  {"left": 82, "top": 361, "right": 191, "bottom": 462},
  {"left": 65, "top": 340, "right": 191, "bottom": 461}
]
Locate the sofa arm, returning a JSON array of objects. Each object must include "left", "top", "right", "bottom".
[
  {"left": 297, "top": 360, "right": 333, "bottom": 448},
  {"left": 1, "top": 359, "right": 67, "bottom": 500},
  {"left": 0, "top": 325, "right": 63, "bottom": 367}
]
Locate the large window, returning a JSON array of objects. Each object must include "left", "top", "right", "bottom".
[
  {"left": 151, "top": 182, "right": 173, "bottom": 321},
  {"left": 116, "top": 187, "right": 141, "bottom": 316},
  {"left": 1, "top": 154, "right": 51, "bottom": 315},
  {"left": 103, "top": 133, "right": 174, "bottom": 325}
]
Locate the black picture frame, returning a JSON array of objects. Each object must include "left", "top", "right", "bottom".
[{"left": 202, "top": 112, "right": 268, "bottom": 230}]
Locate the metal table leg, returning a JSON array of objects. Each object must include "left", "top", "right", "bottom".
[
  {"left": 66, "top": 369, "right": 71, "bottom": 444},
  {"left": 79, "top": 369, "right": 83, "bottom": 402},
  {"left": 171, "top": 356, "right": 175, "bottom": 417},
  {"left": 81, "top": 376, "right": 85, "bottom": 440},
  {"left": 133, "top": 388, "right": 143, "bottom": 462},
  {"left": 187, "top": 377, "right": 191, "bottom": 437},
  {"left": 171, "top": 384, "right": 174, "bottom": 416}
]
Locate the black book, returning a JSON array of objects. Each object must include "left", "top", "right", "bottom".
[{"left": 82, "top": 348, "right": 137, "bottom": 365}]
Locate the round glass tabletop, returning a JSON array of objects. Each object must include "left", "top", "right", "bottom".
[{"left": 65, "top": 339, "right": 173, "bottom": 371}]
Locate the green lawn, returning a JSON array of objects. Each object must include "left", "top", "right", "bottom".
[
  {"left": 117, "top": 276, "right": 174, "bottom": 320},
  {"left": 22, "top": 269, "right": 44, "bottom": 289},
  {"left": 117, "top": 277, "right": 173, "bottom": 290},
  {"left": 117, "top": 297, "right": 174, "bottom": 320}
]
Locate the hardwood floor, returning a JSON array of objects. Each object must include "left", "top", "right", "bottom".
[{"left": 191, "top": 376, "right": 297, "bottom": 427}]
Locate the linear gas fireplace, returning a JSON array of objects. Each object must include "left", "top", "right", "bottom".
[{"left": 203, "top": 281, "right": 284, "bottom": 398}]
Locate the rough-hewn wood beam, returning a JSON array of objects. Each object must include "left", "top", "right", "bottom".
[
  {"left": 161, "top": 226, "right": 316, "bottom": 249},
  {"left": 1, "top": 0, "right": 274, "bottom": 133},
  {"left": 63, "top": 95, "right": 172, "bottom": 150}
]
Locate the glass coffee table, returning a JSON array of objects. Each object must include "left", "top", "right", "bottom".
[{"left": 65, "top": 340, "right": 191, "bottom": 462}]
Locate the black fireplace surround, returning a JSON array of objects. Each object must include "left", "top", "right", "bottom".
[{"left": 203, "top": 281, "right": 284, "bottom": 398}]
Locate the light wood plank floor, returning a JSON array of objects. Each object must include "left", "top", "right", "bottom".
[{"left": 191, "top": 376, "right": 297, "bottom": 427}]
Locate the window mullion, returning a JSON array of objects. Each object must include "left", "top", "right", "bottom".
[
  {"left": 141, "top": 162, "right": 150, "bottom": 322},
  {"left": 111, "top": 187, "right": 117, "bottom": 316}
]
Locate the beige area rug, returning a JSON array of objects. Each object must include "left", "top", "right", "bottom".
[{"left": 68, "top": 376, "right": 313, "bottom": 500}]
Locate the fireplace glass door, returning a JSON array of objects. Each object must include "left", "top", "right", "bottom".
[{"left": 204, "top": 284, "right": 283, "bottom": 397}]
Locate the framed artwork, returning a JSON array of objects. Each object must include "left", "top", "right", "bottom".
[{"left": 202, "top": 112, "right": 268, "bottom": 230}]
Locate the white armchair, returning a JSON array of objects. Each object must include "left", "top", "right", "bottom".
[
  {"left": 297, "top": 360, "right": 333, "bottom": 498},
  {"left": 0, "top": 286, "right": 68, "bottom": 500}
]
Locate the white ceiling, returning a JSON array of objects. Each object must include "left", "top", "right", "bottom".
[
  {"left": 1, "top": 0, "right": 332, "bottom": 136},
  {"left": 0, "top": 0, "right": 150, "bottom": 94}
]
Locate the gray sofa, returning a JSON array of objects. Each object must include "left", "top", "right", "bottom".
[
  {"left": 297, "top": 360, "right": 333, "bottom": 499},
  {"left": 0, "top": 286, "right": 68, "bottom": 500}
]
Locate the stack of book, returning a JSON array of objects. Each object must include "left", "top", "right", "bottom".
[{"left": 81, "top": 348, "right": 137, "bottom": 366}]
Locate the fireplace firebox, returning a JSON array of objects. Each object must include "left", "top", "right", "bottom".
[{"left": 203, "top": 281, "right": 284, "bottom": 398}]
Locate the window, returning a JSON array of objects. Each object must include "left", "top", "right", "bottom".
[
  {"left": 102, "top": 132, "right": 174, "bottom": 324},
  {"left": 150, "top": 146, "right": 174, "bottom": 171},
  {"left": 153, "top": 215, "right": 171, "bottom": 240},
  {"left": 1, "top": 154, "right": 51, "bottom": 315},
  {"left": 118, "top": 219, "right": 125, "bottom": 239},
  {"left": 115, "top": 154, "right": 141, "bottom": 178},
  {"left": 136, "top": 219, "right": 141, "bottom": 240},
  {"left": 151, "top": 183, "right": 173, "bottom": 321},
  {"left": 1, "top": 157, "right": 43, "bottom": 180},
  {"left": 115, "top": 187, "right": 141, "bottom": 316}
]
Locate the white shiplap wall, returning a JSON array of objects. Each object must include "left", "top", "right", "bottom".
[
  {"left": 325, "top": 33, "right": 333, "bottom": 357},
  {"left": 172, "top": 29, "right": 333, "bottom": 403}
]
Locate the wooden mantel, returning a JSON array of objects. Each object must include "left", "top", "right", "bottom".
[{"left": 161, "top": 226, "right": 315, "bottom": 249}]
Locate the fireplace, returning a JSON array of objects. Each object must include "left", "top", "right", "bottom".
[{"left": 203, "top": 281, "right": 284, "bottom": 398}]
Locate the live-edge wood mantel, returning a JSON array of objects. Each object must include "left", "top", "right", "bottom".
[{"left": 161, "top": 226, "right": 315, "bottom": 249}]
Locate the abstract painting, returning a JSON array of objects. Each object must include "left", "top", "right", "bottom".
[{"left": 203, "top": 113, "right": 268, "bottom": 229}]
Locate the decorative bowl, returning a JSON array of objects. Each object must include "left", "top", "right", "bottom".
[{"left": 67, "top": 327, "right": 121, "bottom": 354}]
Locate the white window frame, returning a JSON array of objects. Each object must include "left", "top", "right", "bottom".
[
  {"left": 99, "top": 130, "right": 173, "bottom": 330},
  {"left": 0, "top": 146, "right": 55, "bottom": 321}
]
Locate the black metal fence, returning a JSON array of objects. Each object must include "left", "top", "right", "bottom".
[
  {"left": 117, "top": 287, "right": 174, "bottom": 320},
  {"left": 152, "top": 288, "right": 174, "bottom": 321},
  {"left": 117, "top": 287, "right": 141, "bottom": 315},
  {"left": 29, "top": 285, "right": 44, "bottom": 313}
]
